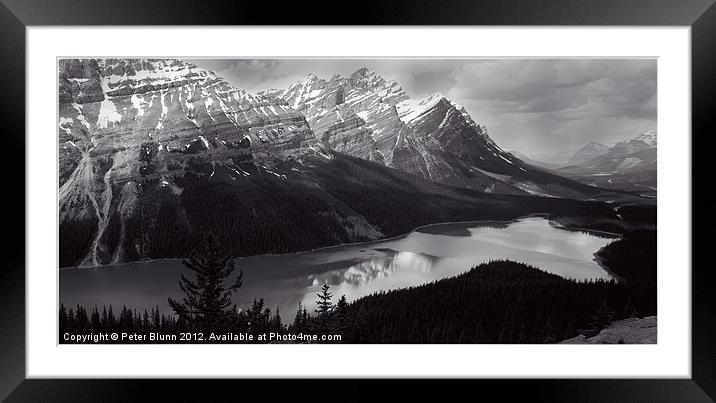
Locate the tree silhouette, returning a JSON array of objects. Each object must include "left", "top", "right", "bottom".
[
  {"left": 335, "top": 295, "right": 348, "bottom": 317},
  {"left": 168, "top": 233, "right": 243, "bottom": 332},
  {"left": 315, "top": 283, "right": 334, "bottom": 316},
  {"left": 292, "top": 302, "right": 309, "bottom": 333}
]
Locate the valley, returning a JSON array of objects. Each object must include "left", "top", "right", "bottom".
[
  {"left": 58, "top": 58, "right": 647, "bottom": 268},
  {"left": 56, "top": 58, "right": 658, "bottom": 345}
]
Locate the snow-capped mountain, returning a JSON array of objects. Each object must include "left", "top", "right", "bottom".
[
  {"left": 578, "top": 130, "right": 657, "bottom": 171},
  {"left": 634, "top": 130, "right": 657, "bottom": 147},
  {"left": 57, "top": 59, "right": 620, "bottom": 268},
  {"left": 58, "top": 58, "right": 336, "bottom": 267},
  {"left": 556, "top": 130, "right": 657, "bottom": 194},
  {"left": 260, "top": 68, "right": 602, "bottom": 197},
  {"left": 564, "top": 142, "right": 609, "bottom": 167},
  {"left": 259, "top": 68, "right": 409, "bottom": 164}
]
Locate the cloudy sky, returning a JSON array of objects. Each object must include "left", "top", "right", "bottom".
[{"left": 189, "top": 58, "right": 656, "bottom": 158}]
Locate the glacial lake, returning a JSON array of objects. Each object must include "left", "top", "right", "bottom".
[{"left": 60, "top": 217, "right": 616, "bottom": 314}]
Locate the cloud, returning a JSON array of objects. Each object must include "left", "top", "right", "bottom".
[
  {"left": 450, "top": 59, "right": 655, "bottom": 117},
  {"left": 188, "top": 58, "right": 656, "bottom": 156},
  {"left": 408, "top": 68, "right": 457, "bottom": 97},
  {"left": 215, "top": 59, "right": 290, "bottom": 91},
  {"left": 444, "top": 59, "right": 656, "bottom": 153}
]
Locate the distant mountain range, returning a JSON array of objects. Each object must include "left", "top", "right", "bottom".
[
  {"left": 520, "top": 130, "right": 656, "bottom": 171},
  {"left": 506, "top": 150, "right": 563, "bottom": 170},
  {"left": 572, "top": 130, "right": 656, "bottom": 171},
  {"left": 554, "top": 130, "right": 657, "bottom": 194},
  {"left": 57, "top": 58, "right": 629, "bottom": 268},
  {"left": 564, "top": 142, "right": 610, "bottom": 167}
]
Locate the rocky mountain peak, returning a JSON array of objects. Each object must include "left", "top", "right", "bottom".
[
  {"left": 59, "top": 58, "right": 227, "bottom": 107},
  {"left": 208, "top": 65, "right": 595, "bottom": 198},
  {"left": 565, "top": 141, "right": 609, "bottom": 167},
  {"left": 349, "top": 67, "right": 388, "bottom": 89},
  {"left": 57, "top": 58, "right": 328, "bottom": 267},
  {"left": 607, "top": 130, "right": 657, "bottom": 157},
  {"left": 58, "top": 59, "right": 106, "bottom": 104},
  {"left": 568, "top": 129, "right": 658, "bottom": 172},
  {"left": 351, "top": 67, "right": 372, "bottom": 77},
  {"left": 265, "top": 72, "right": 546, "bottom": 194},
  {"left": 577, "top": 142, "right": 609, "bottom": 155},
  {"left": 395, "top": 92, "right": 451, "bottom": 124},
  {"left": 635, "top": 130, "right": 657, "bottom": 147},
  {"left": 303, "top": 72, "right": 320, "bottom": 83},
  {"left": 585, "top": 141, "right": 608, "bottom": 149}
]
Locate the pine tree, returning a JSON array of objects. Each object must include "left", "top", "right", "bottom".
[
  {"left": 336, "top": 295, "right": 348, "bottom": 315},
  {"left": 133, "top": 309, "right": 142, "bottom": 332},
  {"left": 292, "top": 302, "right": 313, "bottom": 334},
  {"left": 59, "top": 304, "right": 68, "bottom": 335},
  {"left": 271, "top": 305, "right": 283, "bottom": 333},
  {"left": 75, "top": 305, "right": 90, "bottom": 333},
  {"left": 247, "top": 298, "right": 268, "bottom": 334},
  {"left": 107, "top": 305, "right": 116, "bottom": 330},
  {"left": 332, "top": 295, "right": 349, "bottom": 340},
  {"left": 143, "top": 310, "right": 150, "bottom": 330},
  {"left": 67, "top": 307, "right": 76, "bottom": 332},
  {"left": 152, "top": 305, "right": 161, "bottom": 328},
  {"left": 91, "top": 306, "right": 101, "bottom": 332},
  {"left": 293, "top": 302, "right": 306, "bottom": 331},
  {"left": 314, "top": 283, "right": 333, "bottom": 316},
  {"left": 168, "top": 233, "right": 243, "bottom": 333},
  {"left": 119, "top": 305, "right": 131, "bottom": 332}
]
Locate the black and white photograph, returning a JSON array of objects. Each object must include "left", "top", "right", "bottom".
[
  {"left": 4, "top": 0, "right": 713, "bottom": 397},
  {"left": 57, "top": 58, "right": 657, "bottom": 344}
]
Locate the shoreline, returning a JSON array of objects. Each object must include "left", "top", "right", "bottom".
[
  {"left": 547, "top": 220, "right": 622, "bottom": 238},
  {"left": 60, "top": 212, "right": 614, "bottom": 271},
  {"left": 592, "top": 253, "right": 624, "bottom": 283}
]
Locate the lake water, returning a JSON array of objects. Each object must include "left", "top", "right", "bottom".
[{"left": 60, "top": 217, "right": 615, "bottom": 315}]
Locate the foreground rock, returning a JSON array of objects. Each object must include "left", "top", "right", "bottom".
[{"left": 560, "top": 316, "right": 657, "bottom": 344}]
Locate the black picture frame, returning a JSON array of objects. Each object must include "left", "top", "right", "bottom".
[{"left": 1, "top": 0, "right": 713, "bottom": 400}]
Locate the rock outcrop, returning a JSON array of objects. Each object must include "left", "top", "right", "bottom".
[
  {"left": 560, "top": 316, "right": 657, "bottom": 344},
  {"left": 58, "top": 58, "right": 326, "bottom": 267}
]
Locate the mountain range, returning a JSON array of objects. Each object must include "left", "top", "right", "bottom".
[
  {"left": 57, "top": 58, "right": 627, "bottom": 268},
  {"left": 555, "top": 130, "right": 657, "bottom": 194},
  {"left": 564, "top": 142, "right": 610, "bottom": 167},
  {"left": 257, "top": 68, "right": 606, "bottom": 198},
  {"left": 572, "top": 130, "right": 656, "bottom": 171}
]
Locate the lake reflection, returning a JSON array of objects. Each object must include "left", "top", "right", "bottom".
[
  {"left": 60, "top": 217, "right": 615, "bottom": 313},
  {"left": 306, "top": 250, "right": 439, "bottom": 286}
]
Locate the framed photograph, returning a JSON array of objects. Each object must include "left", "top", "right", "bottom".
[{"left": 3, "top": 0, "right": 714, "bottom": 400}]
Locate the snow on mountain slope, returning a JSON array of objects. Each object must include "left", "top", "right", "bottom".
[
  {"left": 57, "top": 60, "right": 622, "bottom": 268},
  {"left": 634, "top": 130, "right": 657, "bottom": 147},
  {"left": 58, "top": 58, "right": 329, "bottom": 267},
  {"left": 579, "top": 130, "right": 657, "bottom": 172},
  {"left": 259, "top": 68, "right": 409, "bottom": 164},
  {"left": 555, "top": 130, "right": 657, "bottom": 194},
  {"left": 396, "top": 92, "right": 447, "bottom": 123},
  {"left": 264, "top": 68, "right": 605, "bottom": 198}
]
